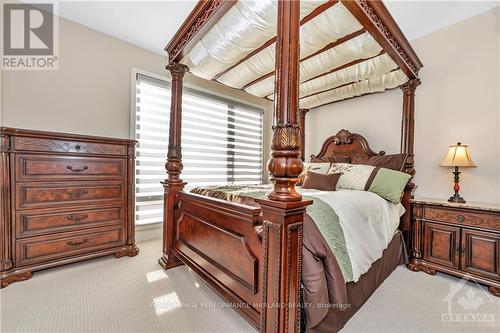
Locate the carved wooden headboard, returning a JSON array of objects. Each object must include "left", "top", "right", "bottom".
[{"left": 310, "top": 129, "right": 385, "bottom": 162}]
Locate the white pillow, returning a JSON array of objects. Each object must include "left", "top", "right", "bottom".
[
  {"left": 307, "top": 162, "right": 331, "bottom": 174},
  {"left": 299, "top": 162, "right": 331, "bottom": 183},
  {"left": 329, "top": 163, "right": 375, "bottom": 191}
]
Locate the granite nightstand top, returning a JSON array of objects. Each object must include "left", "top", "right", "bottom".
[{"left": 411, "top": 198, "right": 500, "bottom": 213}]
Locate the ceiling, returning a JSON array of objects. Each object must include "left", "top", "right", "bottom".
[{"left": 36, "top": 1, "right": 499, "bottom": 55}]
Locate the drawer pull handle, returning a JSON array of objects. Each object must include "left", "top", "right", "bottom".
[
  {"left": 66, "top": 190, "right": 89, "bottom": 198},
  {"left": 67, "top": 214, "right": 88, "bottom": 221},
  {"left": 75, "top": 145, "right": 82, "bottom": 150},
  {"left": 66, "top": 165, "right": 88, "bottom": 172},
  {"left": 456, "top": 215, "right": 465, "bottom": 222},
  {"left": 67, "top": 238, "right": 89, "bottom": 247}
]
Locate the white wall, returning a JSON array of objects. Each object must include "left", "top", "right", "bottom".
[{"left": 305, "top": 7, "right": 500, "bottom": 204}]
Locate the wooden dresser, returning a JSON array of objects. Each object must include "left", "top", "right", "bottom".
[
  {"left": 0, "top": 127, "right": 138, "bottom": 288},
  {"left": 409, "top": 199, "right": 500, "bottom": 296}
]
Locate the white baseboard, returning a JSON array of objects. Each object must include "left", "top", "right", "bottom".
[{"left": 135, "top": 223, "right": 162, "bottom": 242}]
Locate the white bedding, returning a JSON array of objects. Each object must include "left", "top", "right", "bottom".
[{"left": 298, "top": 188, "right": 405, "bottom": 282}]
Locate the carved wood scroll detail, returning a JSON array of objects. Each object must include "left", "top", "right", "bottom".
[
  {"left": 401, "top": 78, "right": 422, "bottom": 92},
  {"left": 167, "top": 0, "right": 226, "bottom": 61},
  {"left": 425, "top": 207, "right": 500, "bottom": 230},
  {"left": 333, "top": 129, "right": 354, "bottom": 145},
  {"left": 411, "top": 204, "right": 423, "bottom": 258},
  {"left": 14, "top": 137, "right": 125, "bottom": 155},
  {"left": 488, "top": 287, "right": 500, "bottom": 297},
  {"left": 260, "top": 221, "right": 280, "bottom": 333},
  {"left": 114, "top": 245, "right": 140, "bottom": 258},
  {"left": 0, "top": 135, "right": 9, "bottom": 150},
  {"left": 407, "top": 262, "right": 436, "bottom": 275},
  {"left": 311, "top": 129, "right": 385, "bottom": 160},
  {"left": 257, "top": 198, "right": 311, "bottom": 333},
  {"left": 356, "top": 0, "right": 419, "bottom": 76},
  {"left": 166, "top": 147, "right": 183, "bottom": 176},
  {"left": 272, "top": 126, "right": 300, "bottom": 151},
  {"left": 166, "top": 62, "right": 189, "bottom": 78},
  {"left": 1, "top": 272, "right": 33, "bottom": 288},
  {"left": 287, "top": 222, "right": 303, "bottom": 333}
]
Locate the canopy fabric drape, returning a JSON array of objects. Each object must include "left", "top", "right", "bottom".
[{"left": 177, "top": 0, "right": 412, "bottom": 108}]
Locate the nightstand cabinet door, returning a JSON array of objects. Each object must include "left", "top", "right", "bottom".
[
  {"left": 423, "top": 222, "right": 461, "bottom": 269},
  {"left": 462, "top": 229, "right": 500, "bottom": 281}
]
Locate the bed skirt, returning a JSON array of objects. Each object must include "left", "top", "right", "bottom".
[{"left": 307, "top": 231, "right": 408, "bottom": 333}]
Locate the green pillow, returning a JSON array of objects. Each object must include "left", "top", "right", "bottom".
[{"left": 368, "top": 168, "right": 411, "bottom": 203}]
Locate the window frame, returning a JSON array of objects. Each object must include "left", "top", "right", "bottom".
[{"left": 130, "top": 68, "right": 266, "bottom": 226}]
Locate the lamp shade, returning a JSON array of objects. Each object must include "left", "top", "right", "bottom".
[{"left": 440, "top": 142, "right": 476, "bottom": 167}]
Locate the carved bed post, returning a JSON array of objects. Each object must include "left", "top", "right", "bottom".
[
  {"left": 266, "top": 0, "right": 302, "bottom": 203},
  {"left": 255, "top": 1, "right": 311, "bottom": 332},
  {"left": 298, "top": 109, "right": 309, "bottom": 161},
  {"left": 400, "top": 78, "right": 420, "bottom": 248},
  {"left": 159, "top": 62, "right": 189, "bottom": 270},
  {"left": 400, "top": 78, "right": 421, "bottom": 194}
]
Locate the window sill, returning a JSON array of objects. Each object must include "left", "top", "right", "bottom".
[{"left": 135, "top": 222, "right": 162, "bottom": 231}]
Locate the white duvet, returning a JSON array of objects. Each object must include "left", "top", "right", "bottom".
[{"left": 298, "top": 188, "right": 405, "bottom": 282}]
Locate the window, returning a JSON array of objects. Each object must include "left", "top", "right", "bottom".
[{"left": 134, "top": 73, "right": 264, "bottom": 225}]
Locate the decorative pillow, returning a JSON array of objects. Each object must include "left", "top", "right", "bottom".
[
  {"left": 352, "top": 153, "right": 408, "bottom": 171},
  {"left": 329, "top": 163, "right": 375, "bottom": 191},
  {"left": 311, "top": 155, "right": 350, "bottom": 164},
  {"left": 364, "top": 167, "right": 380, "bottom": 191},
  {"left": 368, "top": 168, "right": 412, "bottom": 203},
  {"left": 298, "top": 162, "right": 330, "bottom": 184},
  {"left": 302, "top": 171, "right": 342, "bottom": 191}
]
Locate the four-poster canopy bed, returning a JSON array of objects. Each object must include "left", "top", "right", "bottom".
[{"left": 160, "top": 1, "right": 422, "bottom": 332}]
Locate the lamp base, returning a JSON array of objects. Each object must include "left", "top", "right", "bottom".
[
  {"left": 448, "top": 194, "right": 466, "bottom": 204},
  {"left": 448, "top": 167, "right": 466, "bottom": 204}
]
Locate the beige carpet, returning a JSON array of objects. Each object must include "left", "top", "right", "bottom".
[{"left": 1, "top": 239, "right": 499, "bottom": 333}]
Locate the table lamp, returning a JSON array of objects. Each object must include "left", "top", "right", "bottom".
[{"left": 440, "top": 142, "right": 476, "bottom": 203}]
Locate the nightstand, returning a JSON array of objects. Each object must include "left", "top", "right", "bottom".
[{"left": 409, "top": 199, "right": 500, "bottom": 297}]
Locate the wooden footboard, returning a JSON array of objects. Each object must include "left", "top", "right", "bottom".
[
  {"left": 165, "top": 191, "right": 311, "bottom": 332},
  {"left": 173, "top": 192, "right": 264, "bottom": 327}
]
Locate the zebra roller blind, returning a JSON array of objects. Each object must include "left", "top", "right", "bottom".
[{"left": 135, "top": 73, "right": 264, "bottom": 225}]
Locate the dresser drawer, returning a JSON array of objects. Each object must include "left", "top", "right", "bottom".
[
  {"left": 16, "top": 206, "right": 125, "bottom": 238},
  {"left": 15, "top": 227, "right": 125, "bottom": 266},
  {"left": 424, "top": 206, "right": 500, "bottom": 231},
  {"left": 16, "top": 181, "right": 125, "bottom": 209},
  {"left": 16, "top": 154, "right": 126, "bottom": 181},
  {"left": 13, "top": 136, "right": 127, "bottom": 156}
]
